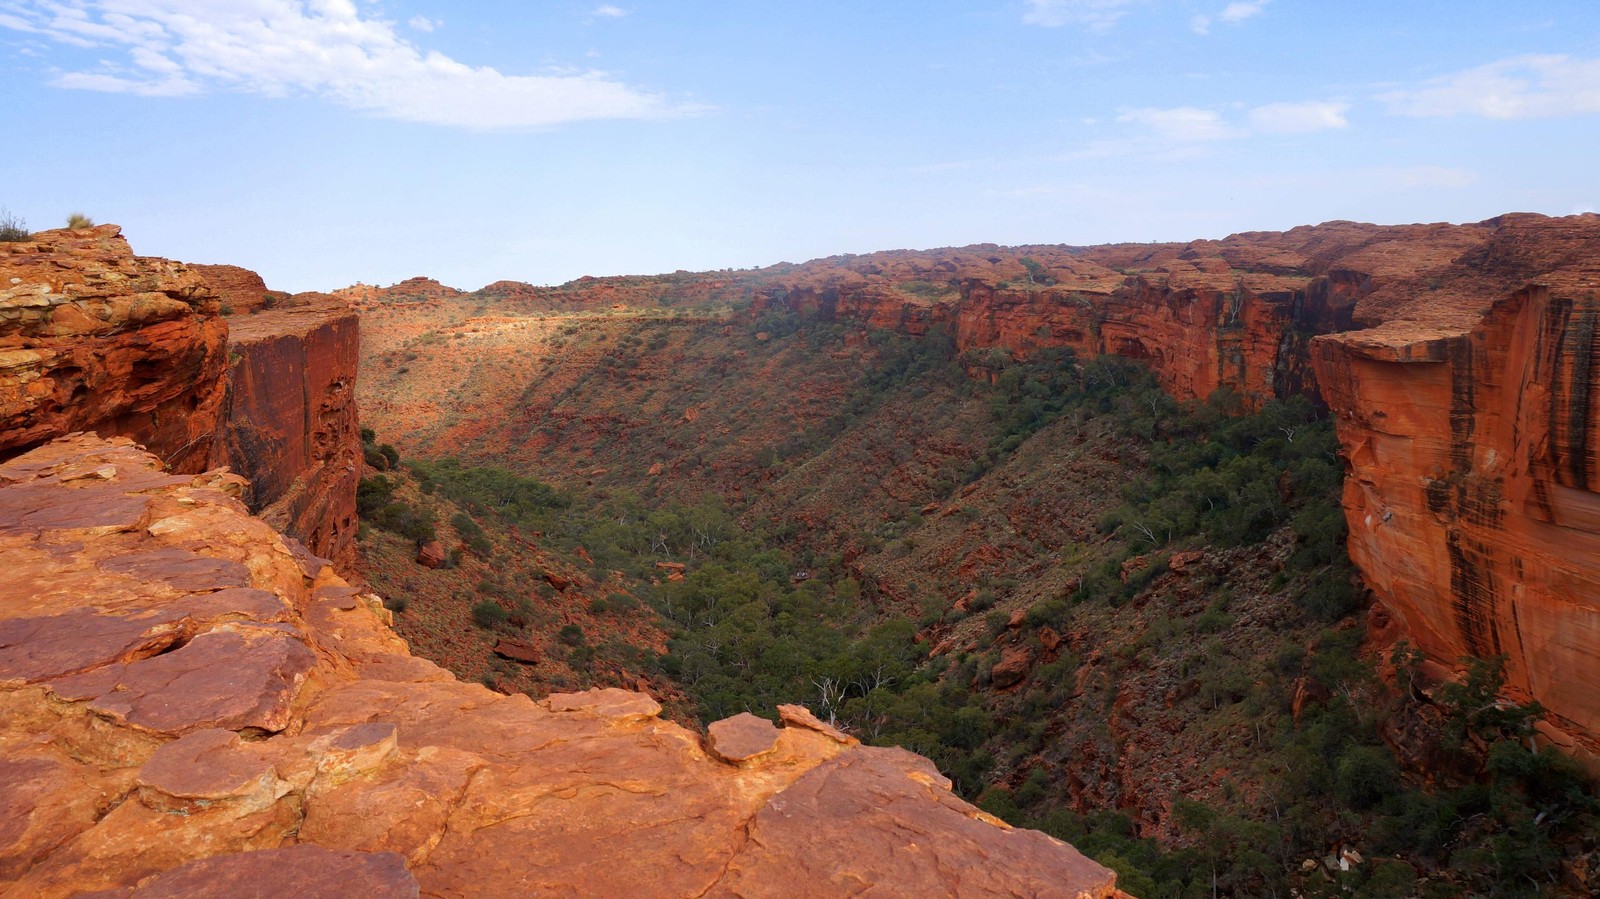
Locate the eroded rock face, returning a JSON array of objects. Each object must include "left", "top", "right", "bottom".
[
  {"left": 1310, "top": 213, "right": 1600, "bottom": 767},
  {"left": 189, "top": 264, "right": 270, "bottom": 314},
  {"left": 0, "top": 435, "right": 1118, "bottom": 898},
  {"left": 0, "top": 226, "right": 227, "bottom": 472},
  {"left": 211, "top": 296, "right": 360, "bottom": 569}
]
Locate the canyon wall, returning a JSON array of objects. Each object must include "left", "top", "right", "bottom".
[
  {"left": 352, "top": 212, "right": 1600, "bottom": 763},
  {"left": 210, "top": 297, "right": 361, "bottom": 570},
  {"left": 1310, "top": 214, "right": 1600, "bottom": 764},
  {"left": 771, "top": 215, "right": 1600, "bottom": 761},
  {"left": 0, "top": 434, "right": 1119, "bottom": 897}
]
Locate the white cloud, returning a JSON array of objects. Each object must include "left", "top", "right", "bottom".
[
  {"left": 1022, "top": 0, "right": 1139, "bottom": 31},
  {"left": 1380, "top": 55, "right": 1600, "bottom": 119},
  {"left": 1218, "top": 1, "right": 1270, "bottom": 24},
  {"left": 1116, "top": 106, "right": 1237, "bottom": 142},
  {"left": 407, "top": 15, "right": 440, "bottom": 33},
  {"left": 1376, "top": 165, "right": 1479, "bottom": 190},
  {"left": 1192, "top": 0, "right": 1269, "bottom": 35},
  {"left": 592, "top": 5, "right": 628, "bottom": 18},
  {"left": 1248, "top": 100, "right": 1349, "bottom": 133},
  {"left": 0, "top": 0, "right": 691, "bottom": 129},
  {"left": 1115, "top": 98, "right": 1347, "bottom": 147}
]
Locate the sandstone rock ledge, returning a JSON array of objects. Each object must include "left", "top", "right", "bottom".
[{"left": 0, "top": 435, "right": 1118, "bottom": 898}]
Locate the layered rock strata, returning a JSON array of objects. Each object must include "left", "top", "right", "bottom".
[
  {"left": 0, "top": 435, "right": 1119, "bottom": 897},
  {"left": 0, "top": 226, "right": 227, "bottom": 472}
]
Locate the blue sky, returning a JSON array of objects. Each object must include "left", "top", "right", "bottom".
[{"left": 1, "top": 1, "right": 1597, "bottom": 292}]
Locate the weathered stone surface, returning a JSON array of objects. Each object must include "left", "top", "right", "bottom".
[
  {"left": 0, "top": 226, "right": 227, "bottom": 472},
  {"left": 778, "top": 703, "right": 859, "bottom": 746},
  {"left": 0, "top": 436, "right": 1120, "bottom": 897},
  {"left": 0, "top": 231, "right": 361, "bottom": 571},
  {"left": 47, "top": 626, "right": 316, "bottom": 735},
  {"left": 191, "top": 263, "right": 270, "bottom": 314},
  {"left": 708, "top": 747, "right": 1119, "bottom": 898},
  {"left": 491, "top": 638, "right": 539, "bottom": 664},
  {"left": 415, "top": 539, "right": 445, "bottom": 568},
  {"left": 706, "top": 712, "right": 782, "bottom": 765},
  {"left": 543, "top": 685, "right": 662, "bottom": 721},
  {"left": 87, "top": 844, "right": 419, "bottom": 898}
]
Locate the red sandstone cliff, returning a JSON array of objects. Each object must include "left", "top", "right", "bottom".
[
  {"left": 210, "top": 296, "right": 361, "bottom": 570},
  {"left": 0, "top": 225, "right": 227, "bottom": 472},
  {"left": 1309, "top": 213, "right": 1600, "bottom": 766},
  {"left": 0, "top": 434, "right": 1118, "bottom": 897}
]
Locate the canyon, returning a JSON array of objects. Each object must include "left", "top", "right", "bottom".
[
  {"left": 0, "top": 231, "right": 1124, "bottom": 893},
  {"left": 352, "top": 213, "right": 1600, "bottom": 770},
  {"left": 5, "top": 212, "right": 1600, "bottom": 893}
]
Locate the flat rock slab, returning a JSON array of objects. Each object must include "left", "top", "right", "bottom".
[
  {"left": 492, "top": 639, "right": 539, "bottom": 664},
  {"left": 778, "top": 704, "right": 859, "bottom": 746},
  {"left": 544, "top": 687, "right": 661, "bottom": 721},
  {"left": 0, "top": 608, "right": 186, "bottom": 684},
  {"left": 97, "top": 549, "right": 251, "bottom": 592},
  {"left": 0, "top": 485, "right": 148, "bottom": 535},
  {"left": 85, "top": 844, "right": 418, "bottom": 898},
  {"left": 706, "top": 712, "right": 781, "bottom": 765},
  {"left": 136, "top": 729, "right": 278, "bottom": 808},
  {"left": 47, "top": 626, "right": 315, "bottom": 735}
]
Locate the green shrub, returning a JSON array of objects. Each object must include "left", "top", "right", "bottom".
[{"left": 471, "top": 600, "right": 509, "bottom": 629}]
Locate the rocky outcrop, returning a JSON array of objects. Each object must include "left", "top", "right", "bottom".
[
  {"left": 189, "top": 264, "right": 271, "bottom": 314},
  {"left": 1310, "top": 213, "right": 1600, "bottom": 766},
  {"left": 0, "top": 435, "right": 1119, "bottom": 897},
  {"left": 0, "top": 226, "right": 227, "bottom": 472},
  {"left": 211, "top": 297, "right": 360, "bottom": 569}
]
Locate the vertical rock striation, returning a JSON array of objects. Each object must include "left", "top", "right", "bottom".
[
  {"left": 1310, "top": 214, "right": 1600, "bottom": 764},
  {"left": 210, "top": 296, "right": 361, "bottom": 570},
  {"left": 0, "top": 230, "right": 362, "bottom": 569}
]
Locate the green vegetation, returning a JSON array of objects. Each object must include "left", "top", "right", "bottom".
[
  {"left": 356, "top": 474, "right": 436, "bottom": 544},
  {"left": 471, "top": 599, "right": 509, "bottom": 628}
]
